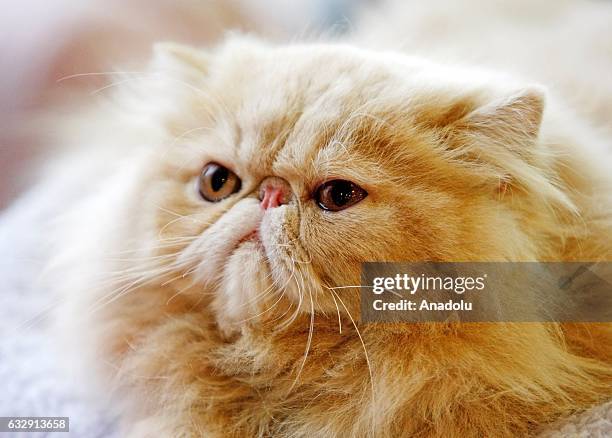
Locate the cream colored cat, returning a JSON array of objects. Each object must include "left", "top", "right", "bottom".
[{"left": 49, "top": 3, "right": 612, "bottom": 437}]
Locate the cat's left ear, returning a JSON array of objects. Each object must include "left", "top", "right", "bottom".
[
  {"left": 458, "top": 87, "right": 545, "bottom": 151},
  {"left": 448, "top": 86, "right": 573, "bottom": 206},
  {"left": 151, "top": 42, "right": 209, "bottom": 78}
]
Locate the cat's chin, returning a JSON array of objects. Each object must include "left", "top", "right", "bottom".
[{"left": 212, "top": 239, "right": 272, "bottom": 335}]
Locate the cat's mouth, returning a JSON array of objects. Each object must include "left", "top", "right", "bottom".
[
  {"left": 237, "top": 229, "right": 260, "bottom": 245},
  {"left": 231, "top": 228, "right": 267, "bottom": 263}
]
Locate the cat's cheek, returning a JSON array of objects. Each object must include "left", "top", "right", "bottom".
[{"left": 211, "top": 241, "right": 271, "bottom": 335}]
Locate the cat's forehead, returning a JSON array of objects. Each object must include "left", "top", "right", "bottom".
[
  {"left": 212, "top": 44, "right": 403, "bottom": 113},
  {"left": 205, "top": 44, "right": 424, "bottom": 178}
]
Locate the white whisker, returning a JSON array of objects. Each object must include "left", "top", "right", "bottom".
[{"left": 329, "top": 288, "right": 375, "bottom": 399}]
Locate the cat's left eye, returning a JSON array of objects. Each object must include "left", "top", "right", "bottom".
[
  {"left": 314, "top": 180, "right": 368, "bottom": 212},
  {"left": 198, "top": 163, "right": 242, "bottom": 202}
]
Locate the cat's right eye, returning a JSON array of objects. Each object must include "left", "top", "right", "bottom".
[{"left": 198, "top": 163, "right": 242, "bottom": 202}]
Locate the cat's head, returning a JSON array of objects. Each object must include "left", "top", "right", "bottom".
[{"left": 109, "top": 36, "right": 570, "bottom": 326}]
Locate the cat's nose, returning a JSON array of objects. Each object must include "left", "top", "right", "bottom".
[{"left": 258, "top": 177, "right": 292, "bottom": 210}]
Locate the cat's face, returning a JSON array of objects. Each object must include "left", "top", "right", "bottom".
[{"left": 121, "top": 38, "right": 548, "bottom": 324}]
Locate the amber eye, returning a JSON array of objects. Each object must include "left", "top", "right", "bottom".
[
  {"left": 314, "top": 179, "right": 368, "bottom": 212},
  {"left": 198, "top": 163, "right": 241, "bottom": 202}
]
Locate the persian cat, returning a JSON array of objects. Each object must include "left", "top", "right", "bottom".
[{"left": 48, "top": 2, "right": 612, "bottom": 437}]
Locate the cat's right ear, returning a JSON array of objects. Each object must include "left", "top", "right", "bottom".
[{"left": 151, "top": 42, "right": 209, "bottom": 79}]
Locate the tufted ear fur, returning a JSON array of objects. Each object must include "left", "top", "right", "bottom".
[
  {"left": 444, "top": 87, "right": 547, "bottom": 170},
  {"left": 460, "top": 87, "right": 545, "bottom": 153},
  {"left": 444, "top": 87, "right": 575, "bottom": 208}
]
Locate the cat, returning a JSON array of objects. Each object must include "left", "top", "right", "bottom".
[{"left": 48, "top": 9, "right": 612, "bottom": 438}]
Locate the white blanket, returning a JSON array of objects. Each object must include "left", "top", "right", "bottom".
[{"left": 0, "top": 184, "right": 118, "bottom": 437}]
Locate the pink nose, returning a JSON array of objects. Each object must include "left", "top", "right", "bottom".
[{"left": 258, "top": 177, "right": 292, "bottom": 210}]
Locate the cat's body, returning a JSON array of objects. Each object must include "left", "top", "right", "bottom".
[{"left": 48, "top": 1, "right": 612, "bottom": 436}]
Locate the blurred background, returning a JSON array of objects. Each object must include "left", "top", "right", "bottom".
[
  {"left": 0, "top": 0, "right": 366, "bottom": 210},
  {"left": 3, "top": 0, "right": 612, "bottom": 211}
]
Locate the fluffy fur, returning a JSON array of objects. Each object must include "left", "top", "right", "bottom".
[{"left": 49, "top": 9, "right": 612, "bottom": 438}]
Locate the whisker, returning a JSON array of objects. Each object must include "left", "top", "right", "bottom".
[
  {"left": 158, "top": 214, "right": 212, "bottom": 240},
  {"left": 90, "top": 78, "right": 139, "bottom": 96},
  {"left": 165, "top": 280, "right": 206, "bottom": 305},
  {"left": 12, "top": 294, "right": 72, "bottom": 333},
  {"left": 273, "top": 261, "right": 301, "bottom": 328},
  {"left": 56, "top": 70, "right": 149, "bottom": 83},
  {"left": 328, "top": 288, "right": 343, "bottom": 334},
  {"left": 329, "top": 288, "right": 375, "bottom": 399},
  {"left": 327, "top": 285, "right": 366, "bottom": 289},
  {"left": 288, "top": 271, "right": 315, "bottom": 393}
]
